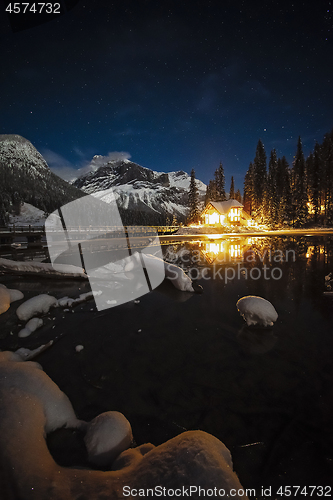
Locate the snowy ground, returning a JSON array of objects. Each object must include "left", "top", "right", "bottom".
[
  {"left": 8, "top": 202, "right": 46, "bottom": 226},
  {"left": 175, "top": 225, "right": 265, "bottom": 235}
]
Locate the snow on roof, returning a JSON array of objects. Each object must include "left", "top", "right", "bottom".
[{"left": 206, "top": 199, "right": 243, "bottom": 214}]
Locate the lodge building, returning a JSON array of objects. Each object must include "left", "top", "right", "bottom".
[{"left": 201, "top": 199, "right": 253, "bottom": 227}]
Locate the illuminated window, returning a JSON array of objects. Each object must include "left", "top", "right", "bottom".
[
  {"left": 208, "top": 212, "right": 220, "bottom": 224},
  {"left": 229, "top": 208, "right": 240, "bottom": 222}
]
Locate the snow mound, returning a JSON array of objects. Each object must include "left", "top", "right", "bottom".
[
  {"left": 0, "top": 287, "right": 11, "bottom": 314},
  {"left": 236, "top": 296, "right": 278, "bottom": 327},
  {"left": 84, "top": 411, "right": 133, "bottom": 466},
  {"left": 18, "top": 317, "right": 43, "bottom": 338},
  {"left": 0, "top": 351, "right": 248, "bottom": 499},
  {"left": 0, "top": 353, "right": 81, "bottom": 433},
  {"left": 16, "top": 294, "right": 58, "bottom": 321}
]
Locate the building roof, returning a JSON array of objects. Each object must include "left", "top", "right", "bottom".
[{"left": 204, "top": 199, "right": 243, "bottom": 215}]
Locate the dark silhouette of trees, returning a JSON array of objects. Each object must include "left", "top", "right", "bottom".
[
  {"left": 188, "top": 168, "right": 200, "bottom": 223},
  {"left": 292, "top": 136, "right": 309, "bottom": 226},
  {"left": 229, "top": 176, "right": 235, "bottom": 199},
  {"left": 252, "top": 139, "right": 267, "bottom": 220},
  {"left": 243, "top": 129, "right": 333, "bottom": 227}
]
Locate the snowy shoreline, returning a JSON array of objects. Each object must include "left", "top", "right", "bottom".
[
  {"left": 0, "top": 257, "right": 88, "bottom": 279},
  {"left": 174, "top": 226, "right": 333, "bottom": 236}
]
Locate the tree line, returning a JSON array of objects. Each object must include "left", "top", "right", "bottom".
[
  {"left": 244, "top": 129, "right": 333, "bottom": 226},
  {"left": 189, "top": 128, "right": 333, "bottom": 227}
]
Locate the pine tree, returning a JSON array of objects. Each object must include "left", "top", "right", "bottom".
[
  {"left": 243, "top": 162, "right": 255, "bottom": 215},
  {"left": 235, "top": 189, "right": 242, "bottom": 203},
  {"left": 229, "top": 176, "right": 235, "bottom": 199},
  {"left": 205, "top": 179, "right": 218, "bottom": 203},
  {"left": 188, "top": 168, "right": 200, "bottom": 223},
  {"left": 265, "top": 149, "right": 279, "bottom": 224},
  {"left": 277, "top": 156, "right": 293, "bottom": 224},
  {"left": 214, "top": 162, "right": 226, "bottom": 201},
  {"left": 307, "top": 144, "right": 321, "bottom": 224},
  {"left": 292, "top": 137, "right": 308, "bottom": 226},
  {"left": 322, "top": 130, "right": 333, "bottom": 225},
  {"left": 252, "top": 139, "right": 267, "bottom": 220}
]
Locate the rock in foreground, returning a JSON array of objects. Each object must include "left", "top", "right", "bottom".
[{"left": 236, "top": 295, "right": 278, "bottom": 327}]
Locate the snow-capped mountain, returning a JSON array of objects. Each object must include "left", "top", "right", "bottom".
[
  {"left": 73, "top": 157, "right": 206, "bottom": 223},
  {"left": 0, "top": 135, "right": 84, "bottom": 225}
]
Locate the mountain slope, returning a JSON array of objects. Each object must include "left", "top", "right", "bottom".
[
  {"left": 0, "top": 135, "right": 84, "bottom": 224},
  {"left": 73, "top": 157, "right": 206, "bottom": 224}
]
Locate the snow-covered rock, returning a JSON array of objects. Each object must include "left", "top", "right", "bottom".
[
  {"left": 0, "top": 353, "right": 81, "bottom": 433},
  {"left": 58, "top": 296, "right": 75, "bottom": 307},
  {"left": 18, "top": 317, "right": 43, "bottom": 338},
  {"left": 0, "top": 350, "right": 248, "bottom": 499},
  {"left": 58, "top": 292, "right": 94, "bottom": 308},
  {"left": 8, "top": 288, "right": 24, "bottom": 302},
  {"left": 0, "top": 283, "right": 24, "bottom": 308},
  {"left": 129, "top": 252, "right": 195, "bottom": 292},
  {"left": 0, "top": 287, "right": 11, "bottom": 314},
  {"left": 236, "top": 296, "right": 278, "bottom": 327},
  {"left": 164, "top": 262, "right": 195, "bottom": 292},
  {"left": 84, "top": 411, "right": 133, "bottom": 466},
  {"left": 16, "top": 294, "right": 58, "bottom": 321}
]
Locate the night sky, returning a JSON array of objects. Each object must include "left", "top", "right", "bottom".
[{"left": 0, "top": 0, "right": 332, "bottom": 189}]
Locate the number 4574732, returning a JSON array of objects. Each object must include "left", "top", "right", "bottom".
[{"left": 5, "top": 3, "right": 61, "bottom": 14}]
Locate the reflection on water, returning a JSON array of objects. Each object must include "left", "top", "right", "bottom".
[
  {"left": 2, "top": 234, "right": 333, "bottom": 493},
  {"left": 160, "top": 235, "right": 333, "bottom": 490},
  {"left": 163, "top": 235, "right": 333, "bottom": 311}
]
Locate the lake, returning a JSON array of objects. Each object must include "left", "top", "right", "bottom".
[{"left": 1, "top": 233, "right": 333, "bottom": 495}]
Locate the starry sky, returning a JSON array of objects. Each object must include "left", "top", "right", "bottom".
[{"left": 0, "top": 0, "right": 332, "bottom": 190}]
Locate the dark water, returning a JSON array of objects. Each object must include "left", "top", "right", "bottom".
[{"left": 1, "top": 234, "right": 333, "bottom": 496}]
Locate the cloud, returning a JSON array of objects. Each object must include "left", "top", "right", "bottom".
[
  {"left": 42, "top": 149, "right": 131, "bottom": 181},
  {"left": 41, "top": 149, "right": 78, "bottom": 181},
  {"left": 88, "top": 152, "right": 131, "bottom": 170}
]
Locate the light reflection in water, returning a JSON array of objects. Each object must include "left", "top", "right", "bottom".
[{"left": 198, "top": 237, "right": 254, "bottom": 264}]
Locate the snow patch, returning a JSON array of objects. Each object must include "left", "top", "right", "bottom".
[
  {"left": 18, "top": 317, "right": 43, "bottom": 338},
  {"left": 16, "top": 294, "right": 58, "bottom": 321},
  {"left": 9, "top": 202, "right": 46, "bottom": 226}
]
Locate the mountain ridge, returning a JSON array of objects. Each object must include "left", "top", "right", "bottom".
[
  {"left": 0, "top": 135, "right": 206, "bottom": 226},
  {"left": 72, "top": 157, "right": 206, "bottom": 224},
  {"left": 0, "top": 134, "right": 85, "bottom": 225}
]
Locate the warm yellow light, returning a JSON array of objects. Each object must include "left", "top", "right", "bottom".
[
  {"left": 208, "top": 212, "right": 220, "bottom": 225},
  {"left": 208, "top": 243, "right": 222, "bottom": 254},
  {"left": 230, "top": 244, "right": 241, "bottom": 258}
]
